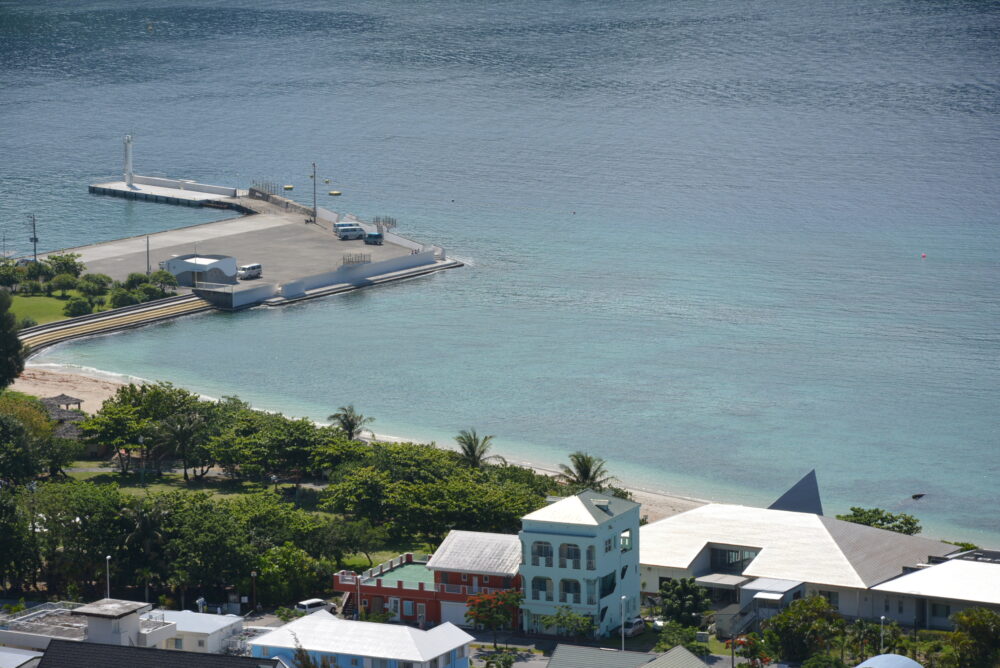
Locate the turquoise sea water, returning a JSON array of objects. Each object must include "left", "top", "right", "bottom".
[{"left": 3, "top": 1, "right": 998, "bottom": 545}]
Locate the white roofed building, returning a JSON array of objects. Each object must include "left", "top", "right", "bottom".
[
  {"left": 247, "top": 611, "right": 473, "bottom": 667},
  {"left": 141, "top": 610, "right": 242, "bottom": 654},
  {"left": 640, "top": 504, "right": 958, "bottom": 632},
  {"left": 519, "top": 490, "right": 642, "bottom": 638},
  {"left": 872, "top": 550, "right": 1000, "bottom": 630}
]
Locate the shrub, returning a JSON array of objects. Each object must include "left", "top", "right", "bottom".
[
  {"left": 63, "top": 297, "right": 92, "bottom": 317},
  {"left": 108, "top": 287, "right": 139, "bottom": 308}
]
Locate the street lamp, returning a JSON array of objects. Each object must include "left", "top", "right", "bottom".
[
  {"left": 880, "top": 615, "right": 886, "bottom": 654},
  {"left": 105, "top": 555, "right": 111, "bottom": 599},
  {"left": 620, "top": 594, "right": 627, "bottom": 651},
  {"left": 250, "top": 571, "right": 257, "bottom": 612}
]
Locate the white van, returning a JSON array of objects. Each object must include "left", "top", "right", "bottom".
[
  {"left": 336, "top": 225, "right": 365, "bottom": 240},
  {"left": 237, "top": 263, "right": 262, "bottom": 280},
  {"left": 295, "top": 598, "right": 333, "bottom": 615}
]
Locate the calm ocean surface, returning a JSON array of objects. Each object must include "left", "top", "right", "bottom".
[{"left": 3, "top": 1, "right": 998, "bottom": 545}]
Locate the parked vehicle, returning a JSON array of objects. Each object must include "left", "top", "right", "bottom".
[
  {"left": 295, "top": 599, "right": 334, "bottom": 615},
  {"left": 364, "top": 231, "right": 384, "bottom": 245},
  {"left": 623, "top": 616, "right": 646, "bottom": 637},
  {"left": 336, "top": 225, "right": 365, "bottom": 240},
  {"left": 237, "top": 263, "right": 262, "bottom": 279}
]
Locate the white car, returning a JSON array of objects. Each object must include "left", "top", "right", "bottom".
[{"left": 623, "top": 616, "right": 646, "bottom": 637}]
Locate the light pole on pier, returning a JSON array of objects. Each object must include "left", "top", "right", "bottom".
[{"left": 26, "top": 214, "right": 38, "bottom": 263}]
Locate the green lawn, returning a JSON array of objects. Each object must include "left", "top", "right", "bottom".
[
  {"left": 11, "top": 290, "right": 107, "bottom": 325},
  {"left": 66, "top": 469, "right": 275, "bottom": 497}
]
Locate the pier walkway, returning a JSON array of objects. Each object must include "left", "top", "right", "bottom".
[{"left": 19, "top": 294, "right": 212, "bottom": 354}]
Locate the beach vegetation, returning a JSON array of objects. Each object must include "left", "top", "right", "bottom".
[
  {"left": 455, "top": 428, "right": 506, "bottom": 468},
  {"left": 328, "top": 404, "right": 374, "bottom": 440},
  {"left": 149, "top": 269, "right": 178, "bottom": 291},
  {"left": 556, "top": 450, "right": 616, "bottom": 490},
  {"left": 835, "top": 507, "right": 922, "bottom": 535}
]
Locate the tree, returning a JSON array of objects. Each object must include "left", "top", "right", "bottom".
[
  {"left": 835, "top": 507, "right": 921, "bottom": 535},
  {"left": 538, "top": 605, "right": 595, "bottom": 639},
  {"left": 149, "top": 270, "right": 178, "bottom": 292},
  {"left": 845, "top": 618, "right": 879, "bottom": 661},
  {"left": 0, "top": 290, "right": 25, "bottom": 389},
  {"left": 654, "top": 620, "right": 710, "bottom": 656},
  {"left": 257, "top": 542, "right": 321, "bottom": 606},
  {"left": 658, "top": 577, "right": 711, "bottom": 626},
  {"left": 49, "top": 273, "right": 77, "bottom": 297},
  {"left": 157, "top": 410, "right": 205, "bottom": 481},
  {"left": 556, "top": 451, "right": 615, "bottom": 490},
  {"left": 0, "top": 413, "right": 41, "bottom": 487},
  {"left": 801, "top": 657, "right": 845, "bottom": 668},
  {"left": 734, "top": 632, "right": 774, "bottom": 667},
  {"left": 124, "top": 272, "right": 151, "bottom": 290},
  {"left": 341, "top": 518, "right": 388, "bottom": 567},
  {"left": 454, "top": 428, "right": 505, "bottom": 468},
  {"left": 0, "top": 265, "right": 20, "bottom": 291},
  {"left": 465, "top": 589, "right": 523, "bottom": 649},
  {"left": 762, "top": 595, "right": 843, "bottom": 663},
  {"left": 63, "top": 297, "right": 92, "bottom": 317},
  {"left": 328, "top": 404, "right": 374, "bottom": 440},
  {"left": 951, "top": 607, "right": 1000, "bottom": 668},
  {"left": 46, "top": 253, "right": 85, "bottom": 278},
  {"left": 20, "top": 280, "right": 40, "bottom": 296},
  {"left": 108, "top": 287, "right": 138, "bottom": 308},
  {"left": 81, "top": 402, "right": 150, "bottom": 474}
]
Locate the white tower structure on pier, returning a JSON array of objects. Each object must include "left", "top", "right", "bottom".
[{"left": 123, "top": 134, "right": 134, "bottom": 187}]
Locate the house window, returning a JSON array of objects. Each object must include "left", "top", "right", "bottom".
[
  {"left": 599, "top": 571, "right": 616, "bottom": 598},
  {"left": 456, "top": 645, "right": 465, "bottom": 658},
  {"left": 402, "top": 663, "right": 414, "bottom": 668},
  {"left": 462, "top": 573, "right": 468, "bottom": 582},
  {"left": 898, "top": 599, "right": 904, "bottom": 614},
  {"left": 604, "top": 538, "right": 612, "bottom": 553},
  {"left": 440, "top": 573, "right": 449, "bottom": 584},
  {"left": 586, "top": 545, "right": 596, "bottom": 570},
  {"left": 429, "top": 657, "right": 439, "bottom": 668},
  {"left": 621, "top": 529, "right": 632, "bottom": 552},
  {"left": 531, "top": 541, "right": 553, "bottom": 567},
  {"left": 483, "top": 576, "right": 489, "bottom": 584},
  {"left": 197, "top": 639, "right": 205, "bottom": 648},
  {"left": 710, "top": 547, "right": 758, "bottom": 574},
  {"left": 173, "top": 638, "right": 183, "bottom": 650},
  {"left": 818, "top": 590, "right": 840, "bottom": 610},
  {"left": 531, "top": 576, "right": 554, "bottom": 601},
  {"left": 559, "top": 579, "right": 581, "bottom": 604},
  {"left": 559, "top": 543, "right": 581, "bottom": 569},
  {"left": 417, "top": 603, "right": 426, "bottom": 618},
  {"left": 403, "top": 600, "right": 414, "bottom": 616},
  {"left": 931, "top": 603, "right": 951, "bottom": 618},
  {"left": 884, "top": 599, "right": 890, "bottom": 613}
]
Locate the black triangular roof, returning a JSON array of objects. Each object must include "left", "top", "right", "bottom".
[{"left": 769, "top": 469, "right": 824, "bottom": 515}]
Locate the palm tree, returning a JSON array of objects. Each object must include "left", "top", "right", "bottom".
[
  {"left": 454, "top": 428, "right": 506, "bottom": 468},
  {"left": 157, "top": 410, "right": 205, "bottom": 481},
  {"left": 556, "top": 451, "right": 615, "bottom": 490},
  {"left": 328, "top": 405, "right": 374, "bottom": 441}
]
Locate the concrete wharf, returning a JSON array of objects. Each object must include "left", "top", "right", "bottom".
[{"left": 21, "top": 166, "right": 462, "bottom": 354}]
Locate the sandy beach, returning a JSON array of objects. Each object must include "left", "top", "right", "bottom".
[{"left": 12, "top": 367, "right": 705, "bottom": 522}]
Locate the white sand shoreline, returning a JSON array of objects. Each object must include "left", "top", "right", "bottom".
[{"left": 12, "top": 365, "right": 706, "bottom": 522}]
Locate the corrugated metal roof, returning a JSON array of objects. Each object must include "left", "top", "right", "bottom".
[
  {"left": 645, "top": 646, "right": 710, "bottom": 668},
  {"left": 545, "top": 645, "right": 653, "bottom": 668},
  {"left": 426, "top": 530, "right": 521, "bottom": 576},
  {"left": 38, "top": 639, "right": 278, "bottom": 668}
]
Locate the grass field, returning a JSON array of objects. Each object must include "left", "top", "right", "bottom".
[{"left": 10, "top": 290, "right": 107, "bottom": 325}]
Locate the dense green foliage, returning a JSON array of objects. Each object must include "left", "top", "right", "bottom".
[
  {"left": 556, "top": 450, "right": 615, "bottom": 490},
  {"left": 1, "top": 381, "right": 565, "bottom": 610},
  {"left": 658, "top": 577, "right": 711, "bottom": 626},
  {"left": 835, "top": 507, "right": 922, "bottom": 535},
  {"left": 538, "top": 605, "right": 595, "bottom": 638},
  {"left": 762, "top": 595, "right": 844, "bottom": 662},
  {"left": 0, "top": 290, "right": 25, "bottom": 388},
  {"left": 653, "top": 620, "right": 710, "bottom": 655},
  {"left": 465, "top": 589, "right": 523, "bottom": 648}
]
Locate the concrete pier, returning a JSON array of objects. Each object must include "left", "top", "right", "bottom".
[{"left": 78, "top": 177, "right": 461, "bottom": 311}]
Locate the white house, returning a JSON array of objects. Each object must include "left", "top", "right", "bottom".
[
  {"left": 158, "top": 254, "right": 237, "bottom": 286},
  {"left": 871, "top": 550, "right": 1000, "bottom": 629},
  {"left": 142, "top": 609, "right": 242, "bottom": 653},
  {"left": 639, "top": 504, "right": 957, "bottom": 633},
  {"left": 519, "top": 490, "right": 641, "bottom": 638},
  {"left": 248, "top": 611, "right": 474, "bottom": 668}
]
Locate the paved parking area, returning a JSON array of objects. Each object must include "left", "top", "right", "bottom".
[{"left": 46, "top": 202, "right": 411, "bottom": 288}]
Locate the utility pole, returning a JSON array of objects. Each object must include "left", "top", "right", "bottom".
[
  {"left": 146, "top": 236, "right": 151, "bottom": 275},
  {"left": 312, "top": 162, "right": 318, "bottom": 224},
  {"left": 26, "top": 214, "right": 38, "bottom": 262}
]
